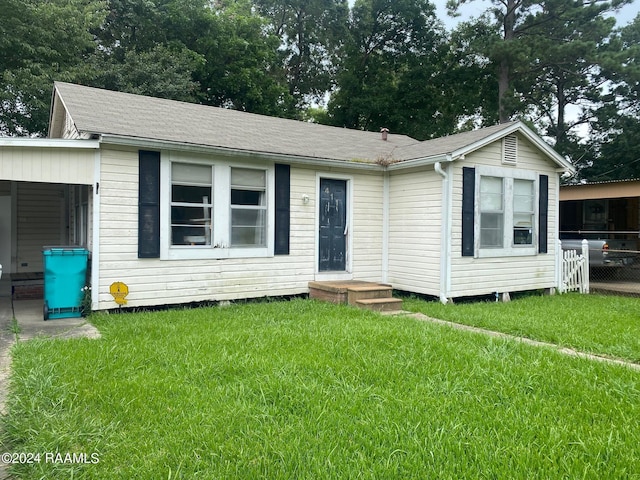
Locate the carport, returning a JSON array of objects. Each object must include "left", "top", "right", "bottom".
[
  {"left": 0, "top": 139, "right": 98, "bottom": 298},
  {"left": 560, "top": 179, "right": 640, "bottom": 248},
  {"left": 560, "top": 179, "right": 640, "bottom": 297}
]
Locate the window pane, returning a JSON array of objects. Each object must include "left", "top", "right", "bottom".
[
  {"left": 231, "top": 168, "right": 265, "bottom": 188},
  {"left": 231, "top": 189, "right": 264, "bottom": 206},
  {"left": 480, "top": 212, "right": 503, "bottom": 248},
  {"left": 172, "top": 163, "right": 212, "bottom": 184},
  {"left": 514, "top": 179, "right": 534, "bottom": 212},
  {"left": 230, "top": 167, "right": 267, "bottom": 247},
  {"left": 231, "top": 168, "right": 266, "bottom": 208},
  {"left": 513, "top": 179, "right": 534, "bottom": 246},
  {"left": 172, "top": 185, "right": 211, "bottom": 204},
  {"left": 171, "top": 162, "right": 213, "bottom": 246},
  {"left": 231, "top": 209, "right": 266, "bottom": 246},
  {"left": 480, "top": 177, "right": 503, "bottom": 211},
  {"left": 171, "top": 206, "right": 212, "bottom": 245}
]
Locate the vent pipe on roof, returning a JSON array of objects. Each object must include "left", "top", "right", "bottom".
[{"left": 381, "top": 127, "right": 389, "bottom": 141}]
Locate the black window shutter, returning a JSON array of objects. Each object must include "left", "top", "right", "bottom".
[
  {"left": 538, "top": 174, "right": 549, "bottom": 254},
  {"left": 138, "top": 151, "right": 161, "bottom": 258},
  {"left": 274, "top": 164, "right": 290, "bottom": 255},
  {"left": 462, "top": 167, "right": 475, "bottom": 257}
]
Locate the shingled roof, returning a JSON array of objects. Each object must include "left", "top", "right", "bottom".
[{"left": 50, "top": 82, "right": 571, "bottom": 169}]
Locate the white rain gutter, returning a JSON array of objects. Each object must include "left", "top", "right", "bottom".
[
  {"left": 434, "top": 158, "right": 454, "bottom": 304},
  {"left": 0, "top": 138, "right": 100, "bottom": 149}
]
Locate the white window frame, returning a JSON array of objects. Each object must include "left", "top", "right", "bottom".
[
  {"left": 474, "top": 166, "right": 538, "bottom": 258},
  {"left": 170, "top": 162, "right": 214, "bottom": 247},
  {"left": 230, "top": 168, "right": 268, "bottom": 248},
  {"left": 70, "top": 185, "right": 89, "bottom": 247},
  {"left": 160, "top": 152, "right": 274, "bottom": 260}
]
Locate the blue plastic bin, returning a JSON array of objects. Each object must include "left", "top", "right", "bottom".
[{"left": 43, "top": 247, "right": 89, "bottom": 320}]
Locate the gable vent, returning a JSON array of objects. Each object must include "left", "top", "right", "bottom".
[{"left": 502, "top": 134, "right": 518, "bottom": 165}]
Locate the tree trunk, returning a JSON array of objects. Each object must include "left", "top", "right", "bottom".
[{"left": 499, "top": 0, "right": 517, "bottom": 123}]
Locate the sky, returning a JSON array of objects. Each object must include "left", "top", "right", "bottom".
[
  {"left": 433, "top": 0, "right": 639, "bottom": 30},
  {"left": 344, "top": 0, "right": 639, "bottom": 30}
]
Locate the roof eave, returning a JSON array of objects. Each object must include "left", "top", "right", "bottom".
[
  {"left": 48, "top": 84, "right": 65, "bottom": 138},
  {"left": 0, "top": 138, "right": 99, "bottom": 149},
  {"left": 387, "top": 153, "right": 453, "bottom": 170},
  {"left": 447, "top": 121, "right": 574, "bottom": 170},
  {"left": 98, "top": 134, "right": 384, "bottom": 171},
  {"left": 393, "top": 121, "right": 575, "bottom": 173}
]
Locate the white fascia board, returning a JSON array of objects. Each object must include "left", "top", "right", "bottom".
[
  {"left": 0, "top": 138, "right": 99, "bottom": 149},
  {"left": 514, "top": 122, "right": 575, "bottom": 172},
  {"left": 48, "top": 87, "right": 62, "bottom": 137},
  {"left": 390, "top": 121, "right": 574, "bottom": 173},
  {"left": 99, "top": 134, "right": 383, "bottom": 171}
]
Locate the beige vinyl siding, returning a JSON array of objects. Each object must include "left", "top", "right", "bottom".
[
  {"left": 97, "top": 146, "right": 307, "bottom": 309},
  {"left": 16, "top": 183, "right": 67, "bottom": 273},
  {"left": 351, "top": 172, "right": 384, "bottom": 281},
  {"left": 448, "top": 134, "right": 559, "bottom": 297},
  {"left": 0, "top": 146, "right": 94, "bottom": 184},
  {"left": 96, "top": 147, "right": 385, "bottom": 310},
  {"left": 287, "top": 166, "right": 316, "bottom": 268},
  {"left": 387, "top": 167, "right": 442, "bottom": 294}
]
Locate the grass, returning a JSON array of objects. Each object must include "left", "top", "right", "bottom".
[
  {"left": 403, "top": 292, "right": 640, "bottom": 362},
  {"left": 2, "top": 298, "right": 640, "bottom": 479}
]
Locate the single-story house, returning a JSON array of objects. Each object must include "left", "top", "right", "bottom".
[{"left": 0, "top": 82, "right": 574, "bottom": 310}]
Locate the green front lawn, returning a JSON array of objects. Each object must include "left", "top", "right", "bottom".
[
  {"left": 403, "top": 292, "right": 640, "bottom": 362},
  {"left": 3, "top": 298, "right": 640, "bottom": 479}
]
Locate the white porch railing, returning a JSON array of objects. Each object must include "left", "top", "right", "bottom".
[{"left": 557, "top": 239, "right": 590, "bottom": 294}]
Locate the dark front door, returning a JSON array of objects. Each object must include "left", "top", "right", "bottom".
[{"left": 319, "top": 178, "right": 347, "bottom": 271}]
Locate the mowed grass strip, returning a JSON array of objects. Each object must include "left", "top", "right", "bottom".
[
  {"left": 403, "top": 292, "right": 640, "bottom": 363},
  {"left": 4, "top": 299, "right": 640, "bottom": 479}
]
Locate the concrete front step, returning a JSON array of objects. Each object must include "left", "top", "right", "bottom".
[{"left": 356, "top": 297, "right": 404, "bottom": 312}]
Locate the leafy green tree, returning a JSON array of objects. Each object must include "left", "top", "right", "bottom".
[
  {"left": 89, "top": 0, "right": 293, "bottom": 116},
  {"left": 81, "top": 44, "right": 204, "bottom": 102},
  {"left": 192, "top": 0, "right": 295, "bottom": 116},
  {"left": 447, "top": 0, "right": 632, "bottom": 132},
  {"left": 0, "top": 0, "right": 107, "bottom": 135},
  {"left": 447, "top": 0, "right": 534, "bottom": 123},
  {"left": 575, "top": 14, "right": 640, "bottom": 181},
  {"left": 326, "top": 0, "right": 453, "bottom": 139},
  {"left": 255, "top": 0, "right": 349, "bottom": 109},
  {"left": 513, "top": 0, "right": 631, "bottom": 158},
  {"left": 442, "top": 17, "right": 501, "bottom": 131}
]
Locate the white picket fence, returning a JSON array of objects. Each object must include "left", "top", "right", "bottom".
[{"left": 557, "top": 239, "right": 589, "bottom": 294}]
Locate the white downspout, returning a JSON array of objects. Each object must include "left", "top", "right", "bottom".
[{"left": 435, "top": 159, "right": 453, "bottom": 304}]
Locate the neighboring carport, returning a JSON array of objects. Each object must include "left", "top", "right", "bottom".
[{"left": 560, "top": 179, "right": 640, "bottom": 297}]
